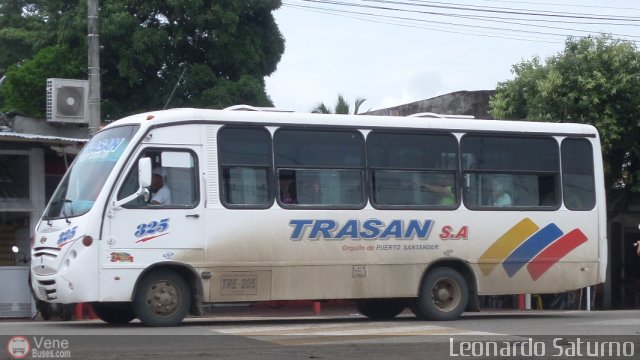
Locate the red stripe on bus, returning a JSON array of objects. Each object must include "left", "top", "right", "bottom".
[{"left": 526, "top": 229, "right": 588, "bottom": 281}]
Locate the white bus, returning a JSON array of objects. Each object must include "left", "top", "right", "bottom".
[{"left": 30, "top": 106, "right": 607, "bottom": 326}]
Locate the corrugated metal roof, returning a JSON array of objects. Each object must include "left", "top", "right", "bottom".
[{"left": 0, "top": 132, "right": 87, "bottom": 145}]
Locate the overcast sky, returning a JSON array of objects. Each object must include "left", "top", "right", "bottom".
[{"left": 265, "top": 0, "right": 640, "bottom": 113}]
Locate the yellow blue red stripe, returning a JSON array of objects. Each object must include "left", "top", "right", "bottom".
[
  {"left": 478, "top": 218, "right": 539, "bottom": 276},
  {"left": 479, "top": 218, "right": 588, "bottom": 280}
]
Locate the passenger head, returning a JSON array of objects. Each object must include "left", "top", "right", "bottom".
[{"left": 151, "top": 173, "right": 163, "bottom": 192}]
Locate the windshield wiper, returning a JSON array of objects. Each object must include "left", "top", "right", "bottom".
[{"left": 61, "top": 199, "right": 73, "bottom": 224}]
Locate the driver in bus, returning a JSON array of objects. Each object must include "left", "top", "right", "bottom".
[{"left": 150, "top": 172, "right": 171, "bottom": 205}]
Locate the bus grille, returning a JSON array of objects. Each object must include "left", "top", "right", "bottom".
[
  {"left": 33, "top": 247, "right": 60, "bottom": 259},
  {"left": 35, "top": 279, "right": 57, "bottom": 300},
  {"left": 32, "top": 247, "right": 61, "bottom": 276}
]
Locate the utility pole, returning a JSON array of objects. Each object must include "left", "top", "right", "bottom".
[{"left": 87, "top": 0, "right": 100, "bottom": 134}]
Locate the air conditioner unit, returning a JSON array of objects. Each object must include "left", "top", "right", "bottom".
[{"left": 46, "top": 78, "right": 89, "bottom": 124}]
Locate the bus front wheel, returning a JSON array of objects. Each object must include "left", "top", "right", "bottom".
[
  {"left": 133, "top": 270, "right": 191, "bottom": 327},
  {"left": 414, "top": 267, "right": 468, "bottom": 321},
  {"left": 92, "top": 302, "right": 135, "bottom": 325}
]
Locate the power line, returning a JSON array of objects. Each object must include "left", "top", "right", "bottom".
[
  {"left": 285, "top": 2, "right": 561, "bottom": 43},
  {"left": 283, "top": 0, "right": 640, "bottom": 43},
  {"left": 390, "top": 0, "right": 640, "bottom": 21},
  {"left": 449, "top": 0, "right": 640, "bottom": 13},
  {"left": 306, "top": 0, "right": 640, "bottom": 22}
]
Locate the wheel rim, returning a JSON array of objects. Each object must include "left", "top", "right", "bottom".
[
  {"left": 146, "top": 280, "right": 181, "bottom": 317},
  {"left": 431, "top": 276, "right": 461, "bottom": 312}
]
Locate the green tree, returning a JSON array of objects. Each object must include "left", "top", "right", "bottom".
[
  {"left": 489, "top": 35, "right": 640, "bottom": 215},
  {"left": 0, "top": 0, "right": 284, "bottom": 120},
  {"left": 312, "top": 95, "right": 367, "bottom": 114},
  {"left": 1, "top": 45, "right": 85, "bottom": 116}
]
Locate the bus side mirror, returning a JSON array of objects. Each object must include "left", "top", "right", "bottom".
[
  {"left": 138, "top": 157, "right": 152, "bottom": 188},
  {"left": 113, "top": 157, "right": 153, "bottom": 208}
]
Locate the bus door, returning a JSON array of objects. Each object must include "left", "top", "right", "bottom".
[{"left": 106, "top": 147, "right": 204, "bottom": 264}]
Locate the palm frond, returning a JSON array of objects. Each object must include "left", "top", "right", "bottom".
[
  {"left": 353, "top": 97, "right": 367, "bottom": 115},
  {"left": 311, "top": 102, "right": 331, "bottom": 114},
  {"left": 335, "top": 95, "right": 350, "bottom": 114}
]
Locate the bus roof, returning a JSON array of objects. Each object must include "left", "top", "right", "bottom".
[{"left": 102, "top": 107, "right": 599, "bottom": 136}]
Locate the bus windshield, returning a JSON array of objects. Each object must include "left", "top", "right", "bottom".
[{"left": 43, "top": 125, "right": 139, "bottom": 220}]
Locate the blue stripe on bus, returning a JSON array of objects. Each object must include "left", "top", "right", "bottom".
[{"left": 502, "top": 223, "right": 564, "bottom": 277}]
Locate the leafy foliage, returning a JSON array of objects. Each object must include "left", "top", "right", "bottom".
[
  {"left": 312, "top": 95, "right": 367, "bottom": 114},
  {"left": 490, "top": 35, "right": 640, "bottom": 215},
  {"left": 0, "top": 0, "right": 285, "bottom": 120},
  {"left": 1, "top": 45, "right": 85, "bottom": 117}
]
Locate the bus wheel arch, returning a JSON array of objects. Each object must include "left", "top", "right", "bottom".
[
  {"left": 413, "top": 260, "right": 477, "bottom": 321},
  {"left": 131, "top": 263, "right": 203, "bottom": 326}
]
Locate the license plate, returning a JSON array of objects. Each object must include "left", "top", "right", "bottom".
[{"left": 220, "top": 274, "right": 258, "bottom": 295}]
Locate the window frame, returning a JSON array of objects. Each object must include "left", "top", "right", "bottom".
[
  {"left": 367, "top": 130, "right": 459, "bottom": 210},
  {"left": 274, "top": 127, "right": 367, "bottom": 209},
  {"left": 460, "top": 133, "right": 561, "bottom": 211},
  {"left": 561, "top": 137, "right": 596, "bottom": 211},
  {"left": 118, "top": 147, "right": 200, "bottom": 209},
  {"left": 218, "top": 126, "right": 274, "bottom": 209}
]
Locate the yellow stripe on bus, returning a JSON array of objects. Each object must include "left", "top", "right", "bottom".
[{"left": 478, "top": 218, "right": 539, "bottom": 276}]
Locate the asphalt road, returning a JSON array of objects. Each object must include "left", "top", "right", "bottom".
[{"left": 1, "top": 309, "right": 639, "bottom": 359}]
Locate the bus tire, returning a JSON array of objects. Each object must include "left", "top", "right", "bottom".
[
  {"left": 59, "top": 303, "right": 74, "bottom": 321},
  {"left": 92, "top": 302, "right": 136, "bottom": 325},
  {"left": 133, "top": 270, "right": 191, "bottom": 327},
  {"left": 356, "top": 299, "right": 407, "bottom": 320},
  {"left": 38, "top": 301, "right": 53, "bottom": 321},
  {"left": 415, "top": 267, "right": 468, "bottom": 321}
]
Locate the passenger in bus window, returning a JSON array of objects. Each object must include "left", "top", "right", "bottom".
[
  {"left": 298, "top": 177, "right": 321, "bottom": 204},
  {"left": 422, "top": 175, "right": 455, "bottom": 206},
  {"left": 150, "top": 172, "right": 172, "bottom": 205},
  {"left": 280, "top": 177, "right": 297, "bottom": 204},
  {"left": 431, "top": 185, "right": 455, "bottom": 206},
  {"left": 493, "top": 182, "right": 512, "bottom": 206}
]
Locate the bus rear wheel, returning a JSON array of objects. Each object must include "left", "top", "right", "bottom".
[
  {"left": 92, "top": 302, "right": 135, "bottom": 325},
  {"left": 133, "top": 270, "right": 191, "bottom": 327},
  {"left": 356, "top": 299, "right": 407, "bottom": 320},
  {"left": 414, "top": 267, "right": 468, "bottom": 321}
]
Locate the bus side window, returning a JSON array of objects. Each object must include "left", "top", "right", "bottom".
[
  {"left": 161, "top": 151, "right": 198, "bottom": 206},
  {"left": 218, "top": 127, "right": 272, "bottom": 208},
  {"left": 461, "top": 135, "right": 559, "bottom": 210},
  {"left": 275, "top": 128, "right": 365, "bottom": 208},
  {"left": 368, "top": 131, "right": 458, "bottom": 209},
  {"left": 561, "top": 138, "right": 595, "bottom": 211},
  {"left": 118, "top": 150, "right": 197, "bottom": 208}
]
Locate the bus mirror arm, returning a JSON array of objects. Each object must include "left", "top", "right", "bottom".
[
  {"left": 112, "top": 157, "right": 152, "bottom": 209},
  {"left": 113, "top": 187, "right": 149, "bottom": 209}
]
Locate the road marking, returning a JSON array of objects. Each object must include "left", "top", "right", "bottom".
[{"left": 210, "top": 321, "right": 500, "bottom": 345}]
